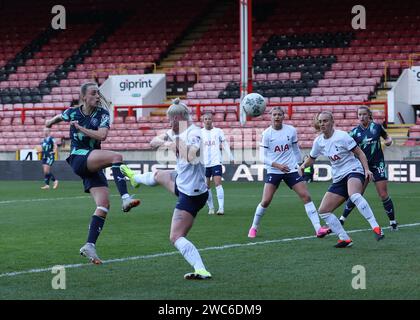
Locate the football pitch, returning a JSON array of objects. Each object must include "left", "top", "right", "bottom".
[{"left": 0, "top": 180, "right": 419, "bottom": 300}]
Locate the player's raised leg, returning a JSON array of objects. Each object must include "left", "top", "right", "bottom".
[{"left": 87, "top": 150, "right": 140, "bottom": 212}]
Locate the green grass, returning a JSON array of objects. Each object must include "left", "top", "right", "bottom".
[{"left": 0, "top": 180, "right": 419, "bottom": 300}]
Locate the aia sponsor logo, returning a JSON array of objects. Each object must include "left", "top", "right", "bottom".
[
  {"left": 204, "top": 140, "right": 216, "bottom": 146},
  {"left": 274, "top": 144, "right": 289, "bottom": 152},
  {"left": 329, "top": 154, "right": 341, "bottom": 161}
]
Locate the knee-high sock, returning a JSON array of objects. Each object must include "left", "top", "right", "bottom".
[
  {"left": 319, "top": 213, "right": 351, "bottom": 240},
  {"left": 350, "top": 193, "right": 379, "bottom": 229},
  {"left": 216, "top": 185, "right": 224, "bottom": 211},
  {"left": 251, "top": 204, "right": 267, "bottom": 229},
  {"left": 382, "top": 197, "right": 395, "bottom": 221},
  {"left": 342, "top": 198, "right": 356, "bottom": 218},
  {"left": 174, "top": 237, "right": 205, "bottom": 271},
  {"left": 87, "top": 215, "right": 106, "bottom": 244},
  {"left": 134, "top": 172, "right": 157, "bottom": 186},
  {"left": 49, "top": 173, "right": 56, "bottom": 182},
  {"left": 207, "top": 189, "right": 214, "bottom": 209},
  {"left": 44, "top": 174, "right": 51, "bottom": 185},
  {"left": 111, "top": 162, "right": 128, "bottom": 196},
  {"left": 304, "top": 201, "right": 321, "bottom": 232}
]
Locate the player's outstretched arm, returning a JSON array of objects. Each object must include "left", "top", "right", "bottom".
[
  {"left": 384, "top": 136, "right": 393, "bottom": 146},
  {"left": 45, "top": 114, "right": 63, "bottom": 128},
  {"left": 299, "top": 156, "right": 315, "bottom": 176},
  {"left": 381, "top": 125, "right": 393, "bottom": 146},
  {"left": 172, "top": 137, "right": 199, "bottom": 163},
  {"left": 150, "top": 133, "right": 170, "bottom": 149}
]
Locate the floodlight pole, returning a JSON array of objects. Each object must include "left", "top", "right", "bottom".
[{"left": 239, "top": 0, "right": 253, "bottom": 125}]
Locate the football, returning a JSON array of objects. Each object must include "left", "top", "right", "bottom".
[{"left": 240, "top": 92, "right": 267, "bottom": 117}]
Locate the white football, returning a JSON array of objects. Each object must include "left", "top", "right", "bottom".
[{"left": 241, "top": 92, "right": 267, "bottom": 117}]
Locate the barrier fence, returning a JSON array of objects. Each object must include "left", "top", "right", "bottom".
[
  {"left": 113, "top": 100, "right": 388, "bottom": 125},
  {"left": 1, "top": 100, "right": 387, "bottom": 125}
]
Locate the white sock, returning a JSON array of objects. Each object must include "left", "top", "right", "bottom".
[
  {"left": 174, "top": 237, "right": 205, "bottom": 271},
  {"left": 134, "top": 172, "right": 157, "bottom": 186},
  {"left": 216, "top": 185, "right": 224, "bottom": 211},
  {"left": 304, "top": 201, "right": 321, "bottom": 232},
  {"left": 251, "top": 203, "right": 267, "bottom": 229},
  {"left": 207, "top": 189, "right": 214, "bottom": 209},
  {"left": 320, "top": 212, "right": 351, "bottom": 240},
  {"left": 350, "top": 193, "right": 379, "bottom": 229},
  {"left": 121, "top": 193, "right": 130, "bottom": 199}
]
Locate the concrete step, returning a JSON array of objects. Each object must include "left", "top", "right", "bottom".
[
  {"left": 164, "top": 53, "right": 184, "bottom": 61},
  {"left": 387, "top": 128, "right": 409, "bottom": 145},
  {"left": 370, "top": 106, "right": 386, "bottom": 111},
  {"left": 158, "top": 61, "right": 176, "bottom": 69},
  {"left": 154, "top": 0, "right": 231, "bottom": 76},
  {"left": 171, "top": 46, "right": 190, "bottom": 54},
  {"left": 191, "top": 25, "right": 208, "bottom": 33},
  {"left": 167, "top": 94, "right": 186, "bottom": 100},
  {"left": 388, "top": 124, "right": 413, "bottom": 128},
  {"left": 150, "top": 109, "right": 168, "bottom": 116}
]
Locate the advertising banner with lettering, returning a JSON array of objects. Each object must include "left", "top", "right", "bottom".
[
  {"left": 100, "top": 74, "right": 166, "bottom": 106},
  {"left": 1, "top": 161, "right": 420, "bottom": 182},
  {"left": 408, "top": 67, "right": 420, "bottom": 105}
]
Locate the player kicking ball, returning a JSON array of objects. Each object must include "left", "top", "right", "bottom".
[{"left": 121, "top": 98, "right": 212, "bottom": 279}]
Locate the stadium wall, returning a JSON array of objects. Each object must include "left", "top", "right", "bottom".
[{"left": 1, "top": 160, "right": 420, "bottom": 182}]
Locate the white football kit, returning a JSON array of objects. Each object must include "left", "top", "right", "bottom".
[
  {"left": 260, "top": 124, "right": 302, "bottom": 174},
  {"left": 201, "top": 127, "right": 233, "bottom": 167},
  {"left": 310, "top": 129, "right": 365, "bottom": 183},
  {"left": 167, "top": 124, "right": 207, "bottom": 196}
]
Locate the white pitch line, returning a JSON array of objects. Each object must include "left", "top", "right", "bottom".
[
  {"left": 0, "top": 196, "right": 90, "bottom": 205},
  {"left": 2, "top": 193, "right": 419, "bottom": 205},
  {"left": 0, "top": 194, "right": 122, "bottom": 205},
  {"left": 1, "top": 222, "right": 419, "bottom": 279}
]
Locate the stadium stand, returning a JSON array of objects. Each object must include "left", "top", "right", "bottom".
[{"left": 0, "top": 0, "right": 419, "bottom": 152}]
